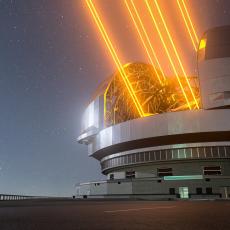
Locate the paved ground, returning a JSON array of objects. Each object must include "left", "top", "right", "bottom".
[{"left": 0, "top": 199, "right": 230, "bottom": 230}]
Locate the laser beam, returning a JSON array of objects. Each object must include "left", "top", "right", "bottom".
[
  {"left": 86, "top": 0, "right": 145, "bottom": 117},
  {"left": 145, "top": 0, "right": 191, "bottom": 109},
  {"left": 177, "top": 0, "right": 199, "bottom": 51},
  {"left": 153, "top": 0, "right": 199, "bottom": 109},
  {"left": 125, "top": 0, "right": 165, "bottom": 84}
]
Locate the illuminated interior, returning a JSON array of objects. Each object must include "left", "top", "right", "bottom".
[
  {"left": 199, "top": 38, "right": 207, "bottom": 50},
  {"left": 104, "top": 63, "right": 200, "bottom": 127}
]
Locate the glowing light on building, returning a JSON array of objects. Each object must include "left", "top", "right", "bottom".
[
  {"left": 164, "top": 175, "right": 203, "bottom": 181},
  {"left": 199, "top": 38, "right": 207, "bottom": 50}
]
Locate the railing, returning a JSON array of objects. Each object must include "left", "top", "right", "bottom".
[{"left": 0, "top": 194, "right": 49, "bottom": 201}]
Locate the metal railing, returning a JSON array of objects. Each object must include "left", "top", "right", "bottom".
[{"left": 0, "top": 194, "right": 49, "bottom": 201}]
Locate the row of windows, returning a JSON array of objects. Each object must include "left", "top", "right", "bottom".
[
  {"left": 101, "top": 146, "right": 230, "bottom": 171},
  {"left": 203, "top": 166, "right": 221, "bottom": 175},
  {"left": 109, "top": 165, "right": 221, "bottom": 181},
  {"left": 169, "top": 187, "right": 213, "bottom": 195},
  {"left": 158, "top": 168, "right": 173, "bottom": 177},
  {"left": 196, "top": 187, "right": 212, "bottom": 195}
]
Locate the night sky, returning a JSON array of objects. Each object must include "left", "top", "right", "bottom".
[{"left": 0, "top": 0, "right": 229, "bottom": 196}]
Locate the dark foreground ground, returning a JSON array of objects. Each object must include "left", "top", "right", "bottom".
[{"left": 0, "top": 199, "right": 230, "bottom": 230}]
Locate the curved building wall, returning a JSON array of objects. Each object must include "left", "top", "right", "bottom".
[
  {"left": 101, "top": 145, "right": 230, "bottom": 174},
  {"left": 88, "top": 109, "right": 230, "bottom": 160}
]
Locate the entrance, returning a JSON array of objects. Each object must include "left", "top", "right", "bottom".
[{"left": 179, "top": 187, "right": 189, "bottom": 199}]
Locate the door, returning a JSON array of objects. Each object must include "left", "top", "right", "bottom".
[{"left": 179, "top": 187, "right": 189, "bottom": 199}]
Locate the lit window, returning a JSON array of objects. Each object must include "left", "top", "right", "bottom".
[
  {"left": 203, "top": 166, "right": 221, "bottom": 175},
  {"left": 158, "top": 168, "right": 173, "bottom": 177},
  {"left": 126, "top": 171, "right": 135, "bottom": 179},
  {"left": 199, "top": 38, "right": 207, "bottom": 50}
]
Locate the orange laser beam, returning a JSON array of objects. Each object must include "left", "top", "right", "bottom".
[
  {"left": 86, "top": 0, "right": 145, "bottom": 117},
  {"left": 145, "top": 0, "right": 191, "bottom": 109},
  {"left": 153, "top": 0, "right": 199, "bottom": 109},
  {"left": 181, "top": 0, "right": 199, "bottom": 44},
  {"left": 130, "top": 0, "right": 166, "bottom": 82},
  {"left": 177, "top": 0, "right": 199, "bottom": 51},
  {"left": 125, "top": 0, "right": 164, "bottom": 84},
  {"left": 87, "top": 0, "right": 144, "bottom": 117}
]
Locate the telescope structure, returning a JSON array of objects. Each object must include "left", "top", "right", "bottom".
[{"left": 77, "top": 25, "right": 230, "bottom": 199}]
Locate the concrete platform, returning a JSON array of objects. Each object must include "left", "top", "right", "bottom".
[{"left": 0, "top": 199, "right": 230, "bottom": 229}]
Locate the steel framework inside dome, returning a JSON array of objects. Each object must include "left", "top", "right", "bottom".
[{"left": 104, "top": 63, "right": 200, "bottom": 127}]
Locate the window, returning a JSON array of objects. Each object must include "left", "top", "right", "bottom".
[
  {"left": 199, "top": 147, "right": 205, "bottom": 158},
  {"left": 196, "top": 188, "right": 202, "bottom": 195},
  {"left": 124, "top": 156, "right": 128, "bottom": 165},
  {"left": 169, "top": 188, "right": 175, "bottom": 195},
  {"left": 150, "top": 151, "right": 154, "bottom": 161},
  {"left": 136, "top": 153, "right": 140, "bottom": 162},
  {"left": 110, "top": 174, "right": 114, "bottom": 180},
  {"left": 161, "top": 150, "right": 167, "bottom": 160},
  {"left": 226, "top": 146, "right": 230, "bottom": 157},
  {"left": 205, "top": 147, "right": 212, "bottom": 158},
  {"left": 131, "top": 154, "right": 136, "bottom": 164},
  {"left": 206, "top": 187, "right": 212, "bottom": 195},
  {"left": 126, "top": 171, "right": 135, "bottom": 179},
  {"left": 178, "top": 149, "right": 185, "bottom": 159},
  {"left": 172, "top": 149, "right": 178, "bottom": 159},
  {"left": 212, "top": 147, "right": 219, "bottom": 158},
  {"left": 157, "top": 168, "right": 173, "bottom": 177},
  {"left": 145, "top": 152, "right": 150, "bottom": 161},
  {"left": 192, "top": 148, "right": 198, "bottom": 158},
  {"left": 128, "top": 154, "right": 132, "bottom": 164},
  {"left": 166, "top": 149, "right": 172, "bottom": 160},
  {"left": 155, "top": 151, "right": 160, "bottom": 161},
  {"left": 219, "top": 146, "right": 226, "bottom": 158},
  {"left": 140, "top": 153, "right": 144, "bottom": 162},
  {"left": 203, "top": 166, "right": 221, "bottom": 175}
]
